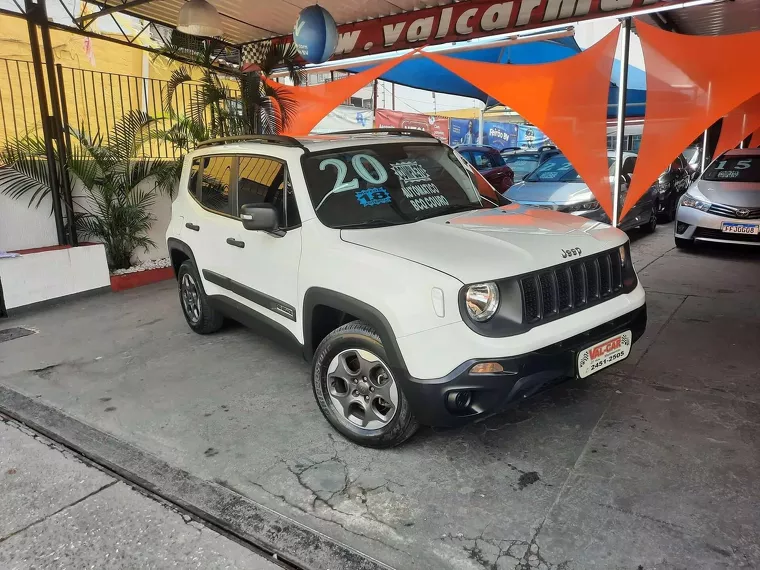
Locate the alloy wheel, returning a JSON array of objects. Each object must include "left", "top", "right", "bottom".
[
  {"left": 180, "top": 272, "right": 201, "bottom": 324},
  {"left": 326, "top": 349, "right": 399, "bottom": 430}
]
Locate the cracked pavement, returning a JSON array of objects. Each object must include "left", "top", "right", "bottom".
[{"left": 1, "top": 229, "right": 760, "bottom": 569}]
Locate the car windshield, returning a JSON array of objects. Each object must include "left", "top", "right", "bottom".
[
  {"left": 302, "top": 143, "right": 488, "bottom": 229},
  {"left": 524, "top": 155, "right": 616, "bottom": 183},
  {"left": 503, "top": 154, "right": 540, "bottom": 180},
  {"left": 703, "top": 155, "right": 760, "bottom": 182}
]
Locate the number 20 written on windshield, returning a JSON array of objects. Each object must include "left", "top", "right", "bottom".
[{"left": 316, "top": 154, "right": 388, "bottom": 210}]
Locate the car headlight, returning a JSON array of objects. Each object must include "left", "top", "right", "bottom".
[
  {"left": 563, "top": 200, "right": 600, "bottom": 213},
  {"left": 681, "top": 193, "right": 710, "bottom": 212},
  {"left": 465, "top": 282, "right": 499, "bottom": 322}
]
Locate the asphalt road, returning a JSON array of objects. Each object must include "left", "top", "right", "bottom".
[{"left": 1, "top": 226, "right": 759, "bottom": 569}]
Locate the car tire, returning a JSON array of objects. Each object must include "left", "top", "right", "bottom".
[
  {"left": 643, "top": 202, "right": 658, "bottom": 233},
  {"left": 312, "top": 321, "right": 419, "bottom": 448},
  {"left": 675, "top": 236, "right": 693, "bottom": 249},
  {"left": 659, "top": 194, "right": 677, "bottom": 223},
  {"left": 177, "top": 260, "right": 224, "bottom": 334}
]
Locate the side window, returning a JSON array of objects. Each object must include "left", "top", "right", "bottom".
[
  {"left": 488, "top": 152, "right": 505, "bottom": 167},
  {"left": 622, "top": 156, "right": 637, "bottom": 177},
  {"left": 199, "top": 155, "right": 232, "bottom": 215},
  {"left": 471, "top": 151, "right": 491, "bottom": 170},
  {"left": 238, "top": 156, "right": 301, "bottom": 229},
  {"left": 188, "top": 158, "right": 201, "bottom": 197}
]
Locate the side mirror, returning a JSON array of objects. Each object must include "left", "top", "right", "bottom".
[{"left": 240, "top": 203, "right": 281, "bottom": 235}]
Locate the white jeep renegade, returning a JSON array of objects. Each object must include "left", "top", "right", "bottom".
[{"left": 167, "top": 130, "right": 646, "bottom": 448}]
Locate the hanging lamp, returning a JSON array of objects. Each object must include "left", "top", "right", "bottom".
[{"left": 177, "top": 0, "right": 223, "bottom": 37}]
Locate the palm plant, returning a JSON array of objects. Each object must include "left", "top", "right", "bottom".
[
  {"left": 0, "top": 111, "right": 176, "bottom": 270},
  {"left": 161, "top": 32, "right": 302, "bottom": 137}
]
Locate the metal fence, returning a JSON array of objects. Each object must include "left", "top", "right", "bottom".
[{"left": 0, "top": 58, "right": 242, "bottom": 158}]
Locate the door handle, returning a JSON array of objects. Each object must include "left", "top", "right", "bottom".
[
  {"left": 185, "top": 222, "right": 200, "bottom": 231},
  {"left": 226, "top": 238, "right": 245, "bottom": 248}
]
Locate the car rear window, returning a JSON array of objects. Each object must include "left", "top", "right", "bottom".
[
  {"left": 524, "top": 155, "right": 616, "bottom": 183},
  {"left": 503, "top": 154, "right": 539, "bottom": 180},
  {"left": 703, "top": 156, "right": 760, "bottom": 182},
  {"left": 302, "top": 143, "right": 487, "bottom": 229}
]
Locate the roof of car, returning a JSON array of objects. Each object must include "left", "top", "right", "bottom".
[
  {"left": 193, "top": 131, "right": 441, "bottom": 155},
  {"left": 455, "top": 145, "right": 500, "bottom": 152},
  {"left": 724, "top": 149, "right": 760, "bottom": 156}
]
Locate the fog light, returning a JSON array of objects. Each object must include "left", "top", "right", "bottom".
[
  {"left": 454, "top": 391, "right": 472, "bottom": 410},
  {"left": 470, "top": 362, "right": 504, "bottom": 374},
  {"left": 676, "top": 222, "right": 689, "bottom": 234}
]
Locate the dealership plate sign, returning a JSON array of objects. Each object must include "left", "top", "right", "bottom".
[
  {"left": 577, "top": 330, "right": 632, "bottom": 379},
  {"left": 242, "top": 1, "right": 671, "bottom": 66}
]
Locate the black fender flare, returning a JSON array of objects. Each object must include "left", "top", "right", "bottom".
[
  {"left": 302, "top": 288, "right": 408, "bottom": 373},
  {"left": 167, "top": 238, "right": 206, "bottom": 292}
]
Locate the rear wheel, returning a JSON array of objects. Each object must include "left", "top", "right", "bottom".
[
  {"left": 177, "top": 260, "right": 223, "bottom": 334},
  {"left": 312, "top": 321, "right": 419, "bottom": 448}
]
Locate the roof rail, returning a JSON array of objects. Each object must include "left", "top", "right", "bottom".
[
  {"left": 329, "top": 128, "right": 438, "bottom": 140},
  {"left": 196, "top": 135, "right": 306, "bottom": 149}
]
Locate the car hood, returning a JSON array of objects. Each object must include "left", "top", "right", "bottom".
[
  {"left": 505, "top": 180, "right": 594, "bottom": 204},
  {"left": 340, "top": 205, "right": 626, "bottom": 284},
  {"left": 691, "top": 179, "right": 760, "bottom": 208}
]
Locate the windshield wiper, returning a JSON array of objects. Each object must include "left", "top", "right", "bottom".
[
  {"left": 338, "top": 219, "right": 409, "bottom": 229},
  {"left": 413, "top": 204, "right": 481, "bottom": 221}
]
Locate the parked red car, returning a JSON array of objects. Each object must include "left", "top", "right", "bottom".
[{"left": 456, "top": 144, "right": 515, "bottom": 193}]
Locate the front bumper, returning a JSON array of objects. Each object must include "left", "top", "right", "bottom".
[
  {"left": 676, "top": 205, "right": 760, "bottom": 245},
  {"left": 401, "top": 305, "right": 647, "bottom": 427}
]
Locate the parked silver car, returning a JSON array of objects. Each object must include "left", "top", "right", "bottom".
[
  {"left": 675, "top": 149, "right": 760, "bottom": 248},
  {"left": 504, "top": 151, "right": 659, "bottom": 232}
]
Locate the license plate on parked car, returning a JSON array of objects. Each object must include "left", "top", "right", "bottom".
[
  {"left": 577, "top": 331, "right": 632, "bottom": 379},
  {"left": 721, "top": 222, "right": 759, "bottom": 235}
]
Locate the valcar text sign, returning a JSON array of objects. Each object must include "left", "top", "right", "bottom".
[{"left": 246, "top": 1, "right": 668, "bottom": 64}]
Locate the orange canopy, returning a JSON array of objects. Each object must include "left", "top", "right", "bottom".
[
  {"left": 713, "top": 93, "right": 760, "bottom": 159},
  {"left": 266, "top": 51, "right": 418, "bottom": 136},
  {"left": 421, "top": 28, "right": 619, "bottom": 220},
  {"left": 624, "top": 20, "right": 760, "bottom": 220}
]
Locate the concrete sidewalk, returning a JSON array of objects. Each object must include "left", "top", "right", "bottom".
[{"left": 0, "top": 418, "right": 280, "bottom": 570}]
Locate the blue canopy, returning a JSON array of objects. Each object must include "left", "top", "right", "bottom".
[{"left": 347, "top": 39, "right": 647, "bottom": 119}]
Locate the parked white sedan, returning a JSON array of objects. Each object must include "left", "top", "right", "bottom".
[{"left": 675, "top": 149, "right": 760, "bottom": 247}]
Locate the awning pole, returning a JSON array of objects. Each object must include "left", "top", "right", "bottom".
[
  {"left": 701, "top": 129, "right": 709, "bottom": 171},
  {"left": 612, "top": 17, "right": 631, "bottom": 229}
]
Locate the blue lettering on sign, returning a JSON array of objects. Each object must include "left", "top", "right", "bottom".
[{"left": 356, "top": 187, "right": 391, "bottom": 207}]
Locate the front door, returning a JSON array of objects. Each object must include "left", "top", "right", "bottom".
[{"left": 221, "top": 155, "right": 303, "bottom": 341}]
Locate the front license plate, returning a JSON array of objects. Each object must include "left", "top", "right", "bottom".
[
  {"left": 577, "top": 331, "right": 632, "bottom": 379},
  {"left": 721, "top": 222, "right": 759, "bottom": 235}
]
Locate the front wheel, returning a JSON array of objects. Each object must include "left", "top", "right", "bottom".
[
  {"left": 643, "top": 201, "right": 658, "bottom": 233},
  {"left": 659, "top": 194, "right": 677, "bottom": 223},
  {"left": 312, "top": 321, "right": 419, "bottom": 448}
]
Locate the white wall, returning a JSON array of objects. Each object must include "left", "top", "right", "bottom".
[
  {"left": 0, "top": 243, "right": 110, "bottom": 310},
  {"left": 574, "top": 20, "right": 645, "bottom": 70},
  {"left": 0, "top": 177, "right": 172, "bottom": 263},
  {"left": 0, "top": 191, "right": 60, "bottom": 251}
]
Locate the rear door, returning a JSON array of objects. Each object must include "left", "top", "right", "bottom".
[{"left": 182, "top": 154, "right": 240, "bottom": 299}]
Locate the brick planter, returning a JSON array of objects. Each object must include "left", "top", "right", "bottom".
[{"left": 110, "top": 267, "right": 175, "bottom": 292}]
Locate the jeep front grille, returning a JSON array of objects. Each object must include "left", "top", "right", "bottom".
[{"left": 520, "top": 249, "right": 626, "bottom": 325}]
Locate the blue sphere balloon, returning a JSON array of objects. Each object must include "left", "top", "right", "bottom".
[{"left": 293, "top": 5, "right": 338, "bottom": 64}]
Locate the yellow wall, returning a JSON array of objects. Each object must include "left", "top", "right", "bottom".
[{"left": 0, "top": 13, "right": 235, "bottom": 153}]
